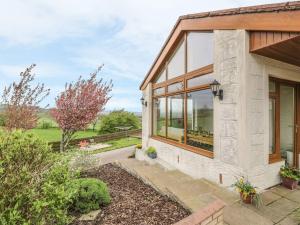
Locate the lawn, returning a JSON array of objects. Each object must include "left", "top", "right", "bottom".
[
  {"left": 87, "top": 137, "right": 141, "bottom": 154},
  {"left": 29, "top": 128, "right": 98, "bottom": 142}
]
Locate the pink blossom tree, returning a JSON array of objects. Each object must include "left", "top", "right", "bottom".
[
  {"left": 51, "top": 65, "right": 112, "bottom": 151},
  {"left": 2, "top": 64, "right": 50, "bottom": 130}
]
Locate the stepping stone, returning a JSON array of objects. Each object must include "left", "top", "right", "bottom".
[{"left": 78, "top": 209, "right": 101, "bottom": 221}]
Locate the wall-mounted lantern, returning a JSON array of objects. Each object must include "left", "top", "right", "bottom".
[
  {"left": 140, "top": 96, "right": 147, "bottom": 107},
  {"left": 210, "top": 79, "right": 223, "bottom": 100}
]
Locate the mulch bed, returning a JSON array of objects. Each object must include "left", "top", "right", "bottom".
[{"left": 71, "top": 163, "right": 190, "bottom": 225}]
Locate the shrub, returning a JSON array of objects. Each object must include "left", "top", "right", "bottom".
[
  {"left": 146, "top": 146, "right": 156, "bottom": 154},
  {"left": 72, "top": 178, "right": 111, "bottom": 213},
  {"left": 98, "top": 109, "right": 140, "bottom": 134},
  {"left": 0, "top": 113, "right": 6, "bottom": 126},
  {"left": 0, "top": 130, "right": 78, "bottom": 225},
  {"left": 135, "top": 144, "right": 142, "bottom": 149}
]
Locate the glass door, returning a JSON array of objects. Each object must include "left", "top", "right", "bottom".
[
  {"left": 269, "top": 78, "right": 298, "bottom": 167},
  {"left": 280, "top": 85, "right": 295, "bottom": 166}
]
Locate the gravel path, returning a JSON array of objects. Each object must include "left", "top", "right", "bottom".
[{"left": 72, "top": 164, "right": 190, "bottom": 225}]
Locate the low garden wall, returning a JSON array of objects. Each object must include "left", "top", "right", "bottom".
[
  {"left": 173, "top": 199, "right": 225, "bottom": 225},
  {"left": 49, "top": 129, "right": 141, "bottom": 151}
]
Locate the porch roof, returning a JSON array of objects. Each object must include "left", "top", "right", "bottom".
[{"left": 140, "top": 1, "right": 300, "bottom": 90}]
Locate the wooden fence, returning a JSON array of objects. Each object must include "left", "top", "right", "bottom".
[{"left": 49, "top": 129, "right": 142, "bottom": 151}]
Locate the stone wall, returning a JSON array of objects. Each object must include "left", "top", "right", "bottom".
[{"left": 173, "top": 199, "right": 225, "bottom": 225}]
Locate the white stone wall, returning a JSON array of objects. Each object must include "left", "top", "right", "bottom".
[
  {"left": 245, "top": 35, "right": 300, "bottom": 189},
  {"left": 140, "top": 29, "right": 300, "bottom": 190}
]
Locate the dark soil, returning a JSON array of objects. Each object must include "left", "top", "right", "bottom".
[{"left": 71, "top": 163, "right": 190, "bottom": 225}]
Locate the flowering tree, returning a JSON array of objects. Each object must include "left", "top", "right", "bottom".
[
  {"left": 2, "top": 64, "right": 50, "bottom": 130},
  {"left": 51, "top": 65, "right": 112, "bottom": 151}
]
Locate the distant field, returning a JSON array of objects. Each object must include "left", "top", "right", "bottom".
[{"left": 29, "top": 128, "right": 98, "bottom": 142}]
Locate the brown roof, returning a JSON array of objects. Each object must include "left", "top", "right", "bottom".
[
  {"left": 140, "top": 1, "right": 300, "bottom": 90},
  {"left": 180, "top": 1, "right": 300, "bottom": 20}
]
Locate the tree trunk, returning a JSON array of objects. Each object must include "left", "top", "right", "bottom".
[{"left": 60, "top": 132, "right": 65, "bottom": 152}]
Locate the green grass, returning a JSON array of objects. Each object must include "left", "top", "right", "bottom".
[
  {"left": 29, "top": 128, "right": 98, "bottom": 142},
  {"left": 87, "top": 137, "right": 141, "bottom": 155}
]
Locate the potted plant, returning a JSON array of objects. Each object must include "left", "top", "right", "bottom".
[
  {"left": 233, "top": 177, "right": 260, "bottom": 205},
  {"left": 279, "top": 165, "right": 300, "bottom": 190},
  {"left": 146, "top": 147, "right": 157, "bottom": 159}
]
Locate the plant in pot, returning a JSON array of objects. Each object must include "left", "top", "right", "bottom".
[
  {"left": 135, "top": 144, "right": 142, "bottom": 150},
  {"left": 279, "top": 165, "right": 300, "bottom": 190},
  {"left": 146, "top": 146, "right": 157, "bottom": 159},
  {"left": 233, "top": 177, "right": 261, "bottom": 206}
]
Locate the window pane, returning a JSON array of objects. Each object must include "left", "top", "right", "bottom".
[
  {"left": 153, "top": 97, "right": 166, "bottom": 137},
  {"left": 168, "top": 82, "right": 184, "bottom": 93},
  {"left": 155, "top": 68, "right": 166, "bottom": 83},
  {"left": 280, "top": 85, "right": 295, "bottom": 166},
  {"left": 269, "top": 80, "right": 276, "bottom": 92},
  {"left": 187, "top": 89, "right": 213, "bottom": 151},
  {"left": 269, "top": 98, "right": 275, "bottom": 154},
  {"left": 167, "top": 94, "right": 184, "bottom": 143},
  {"left": 187, "top": 32, "right": 213, "bottom": 72},
  {"left": 187, "top": 73, "right": 214, "bottom": 88},
  {"left": 168, "top": 40, "right": 185, "bottom": 79},
  {"left": 153, "top": 87, "right": 165, "bottom": 96}
]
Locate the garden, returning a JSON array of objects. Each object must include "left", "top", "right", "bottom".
[{"left": 0, "top": 65, "right": 190, "bottom": 225}]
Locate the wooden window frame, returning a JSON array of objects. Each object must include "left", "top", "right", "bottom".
[
  {"left": 152, "top": 63, "right": 214, "bottom": 158},
  {"left": 268, "top": 77, "right": 298, "bottom": 164}
]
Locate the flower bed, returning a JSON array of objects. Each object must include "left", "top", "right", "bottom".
[{"left": 71, "top": 164, "right": 190, "bottom": 225}]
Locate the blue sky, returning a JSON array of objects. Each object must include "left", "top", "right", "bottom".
[{"left": 0, "top": 0, "right": 288, "bottom": 112}]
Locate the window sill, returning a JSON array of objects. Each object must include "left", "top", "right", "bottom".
[{"left": 151, "top": 135, "right": 214, "bottom": 159}]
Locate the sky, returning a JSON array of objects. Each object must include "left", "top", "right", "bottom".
[{"left": 0, "top": 0, "right": 291, "bottom": 112}]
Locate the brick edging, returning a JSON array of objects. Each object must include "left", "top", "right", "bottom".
[{"left": 173, "top": 199, "right": 226, "bottom": 225}]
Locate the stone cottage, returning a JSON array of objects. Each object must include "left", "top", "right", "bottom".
[{"left": 138, "top": 1, "right": 300, "bottom": 189}]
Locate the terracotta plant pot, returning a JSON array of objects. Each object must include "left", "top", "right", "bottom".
[
  {"left": 240, "top": 193, "right": 254, "bottom": 204},
  {"left": 281, "top": 177, "right": 298, "bottom": 190}
]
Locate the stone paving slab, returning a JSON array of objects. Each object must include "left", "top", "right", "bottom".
[
  {"left": 277, "top": 211, "right": 300, "bottom": 225},
  {"left": 224, "top": 202, "right": 273, "bottom": 225},
  {"left": 116, "top": 158, "right": 300, "bottom": 225},
  {"left": 247, "top": 198, "right": 299, "bottom": 224},
  {"left": 261, "top": 191, "right": 282, "bottom": 206}
]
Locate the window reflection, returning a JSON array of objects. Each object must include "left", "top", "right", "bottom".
[
  {"left": 187, "top": 90, "right": 213, "bottom": 151},
  {"left": 153, "top": 97, "right": 166, "bottom": 137},
  {"left": 167, "top": 94, "right": 184, "bottom": 143}
]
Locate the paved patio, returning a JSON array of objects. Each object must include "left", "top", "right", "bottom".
[
  {"left": 88, "top": 148, "right": 300, "bottom": 225},
  {"left": 117, "top": 159, "right": 300, "bottom": 225}
]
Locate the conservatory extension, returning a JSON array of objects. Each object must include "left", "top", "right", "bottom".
[{"left": 138, "top": 1, "right": 300, "bottom": 189}]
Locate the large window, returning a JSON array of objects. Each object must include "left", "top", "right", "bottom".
[
  {"left": 151, "top": 31, "right": 214, "bottom": 157},
  {"left": 187, "top": 90, "right": 213, "bottom": 151}
]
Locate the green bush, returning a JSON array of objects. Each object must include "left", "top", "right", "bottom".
[
  {"left": 280, "top": 165, "right": 300, "bottom": 181},
  {"left": 135, "top": 144, "right": 142, "bottom": 149},
  {"left": 146, "top": 146, "right": 156, "bottom": 154},
  {"left": 0, "top": 130, "right": 78, "bottom": 225},
  {"left": 0, "top": 113, "right": 6, "bottom": 126},
  {"left": 38, "top": 119, "right": 53, "bottom": 129},
  {"left": 98, "top": 109, "right": 140, "bottom": 134},
  {"left": 72, "top": 178, "right": 111, "bottom": 213}
]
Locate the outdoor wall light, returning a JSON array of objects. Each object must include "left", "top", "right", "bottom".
[
  {"left": 210, "top": 79, "right": 223, "bottom": 100},
  {"left": 140, "top": 96, "right": 147, "bottom": 107}
]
